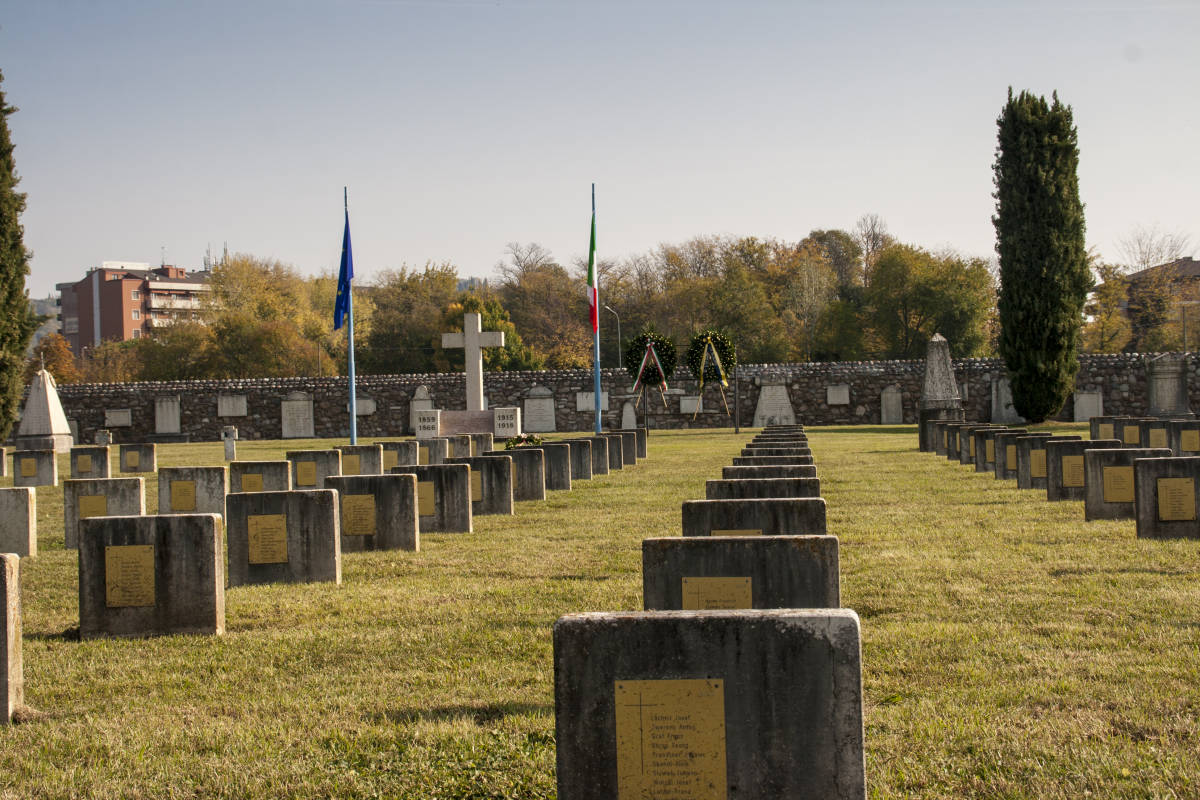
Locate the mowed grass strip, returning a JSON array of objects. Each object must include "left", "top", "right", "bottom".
[{"left": 1, "top": 426, "right": 1198, "bottom": 798}]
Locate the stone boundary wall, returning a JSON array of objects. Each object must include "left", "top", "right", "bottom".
[{"left": 27, "top": 353, "right": 1197, "bottom": 443}]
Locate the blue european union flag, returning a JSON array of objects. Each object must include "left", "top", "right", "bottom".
[{"left": 334, "top": 207, "right": 354, "bottom": 330}]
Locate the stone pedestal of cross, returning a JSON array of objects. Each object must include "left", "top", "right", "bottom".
[{"left": 441, "top": 312, "right": 505, "bottom": 412}]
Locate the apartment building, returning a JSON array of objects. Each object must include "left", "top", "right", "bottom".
[{"left": 56, "top": 261, "right": 211, "bottom": 354}]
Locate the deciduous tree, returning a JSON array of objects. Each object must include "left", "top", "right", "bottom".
[{"left": 24, "top": 333, "right": 80, "bottom": 384}]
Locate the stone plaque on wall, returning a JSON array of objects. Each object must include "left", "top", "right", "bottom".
[
  {"left": 524, "top": 386, "right": 557, "bottom": 433},
  {"left": 752, "top": 383, "right": 795, "bottom": 427},
  {"left": 352, "top": 396, "right": 376, "bottom": 416},
  {"left": 680, "top": 396, "right": 703, "bottom": 415},
  {"left": 576, "top": 391, "right": 610, "bottom": 412},
  {"left": 155, "top": 396, "right": 181, "bottom": 435},
  {"left": 826, "top": 384, "right": 850, "bottom": 405},
  {"left": 281, "top": 392, "right": 315, "bottom": 439},
  {"left": 217, "top": 394, "right": 248, "bottom": 417},
  {"left": 880, "top": 385, "right": 903, "bottom": 424},
  {"left": 105, "top": 409, "right": 132, "bottom": 428},
  {"left": 1073, "top": 391, "right": 1103, "bottom": 422}
]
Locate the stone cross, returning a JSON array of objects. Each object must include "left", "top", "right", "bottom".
[{"left": 441, "top": 312, "right": 505, "bottom": 412}]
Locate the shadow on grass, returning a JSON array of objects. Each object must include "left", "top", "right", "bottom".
[
  {"left": 371, "top": 702, "right": 552, "bottom": 726},
  {"left": 1049, "top": 566, "right": 1193, "bottom": 577},
  {"left": 26, "top": 626, "right": 80, "bottom": 642}
]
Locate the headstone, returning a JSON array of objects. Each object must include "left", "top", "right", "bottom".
[
  {"left": 409, "top": 385, "right": 435, "bottom": 434},
  {"left": 1169, "top": 420, "right": 1200, "bottom": 457},
  {"left": 575, "top": 436, "right": 610, "bottom": 476},
  {"left": 1045, "top": 439, "right": 1122, "bottom": 502},
  {"left": 157, "top": 466, "right": 227, "bottom": 517},
  {"left": 721, "top": 465, "right": 818, "bottom": 480},
  {"left": 1134, "top": 456, "right": 1200, "bottom": 539},
  {"left": 1084, "top": 447, "right": 1171, "bottom": 520},
  {"left": 1138, "top": 419, "right": 1171, "bottom": 451},
  {"left": 1074, "top": 391, "right": 1103, "bottom": 422},
  {"left": 642, "top": 535, "right": 840, "bottom": 610},
  {"left": 14, "top": 368, "right": 74, "bottom": 452},
  {"left": 1015, "top": 435, "right": 1079, "bottom": 490},
  {"left": 11, "top": 451, "right": 56, "bottom": 488},
  {"left": 731, "top": 455, "right": 814, "bottom": 467},
  {"left": 619, "top": 427, "right": 648, "bottom": 459},
  {"left": 444, "top": 455, "right": 514, "bottom": 516},
  {"left": 104, "top": 409, "right": 132, "bottom": 428},
  {"left": 325, "top": 474, "right": 420, "bottom": 551},
  {"left": 826, "top": 384, "right": 850, "bottom": 405},
  {"left": 620, "top": 401, "right": 636, "bottom": 430},
  {"left": 118, "top": 443, "right": 156, "bottom": 474},
  {"left": 280, "top": 391, "right": 315, "bottom": 439},
  {"left": 389, "top": 464, "right": 473, "bottom": 532},
  {"left": 991, "top": 429, "right": 1030, "bottom": 480},
  {"left": 680, "top": 396, "right": 703, "bottom": 415},
  {"left": 553, "top": 609, "right": 865, "bottom": 799},
  {"left": 414, "top": 409, "right": 441, "bottom": 439},
  {"left": 608, "top": 431, "right": 638, "bottom": 465},
  {"left": 1118, "top": 418, "right": 1154, "bottom": 446},
  {"left": 958, "top": 424, "right": 1000, "bottom": 465},
  {"left": 576, "top": 391, "right": 610, "bottom": 413},
  {"left": 379, "top": 441, "right": 418, "bottom": 470},
  {"left": 485, "top": 448, "right": 545, "bottom": 501},
  {"left": 217, "top": 393, "right": 248, "bottom": 417},
  {"left": 681, "top": 498, "right": 827, "bottom": 537},
  {"left": 1089, "top": 416, "right": 1122, "bottom": 442},
  {"left": 522, "top": 386, "right": 557, "bottom": 433},
  {"left": 285, "top": 449, "right": 342, "bottom": 490},
  {"left": 155, "top": 395, "right": 181, "bottom": 435},
  {"left": 446, "top": 435, "right": 476, "bottom": 460},
  {"left": 470, "top": 433, "right": 494, "bottom": 455},
  {"left": 972, "top": 427, "right": 1009, "bottom": 474},
  {"left": 63, "top": 477, "right": 146, "bottom": 550},
  {"left": 229, "top": 461, "right": 292, "bottom": 493},
  {"left": 336, "top": 444, "right": 384, "bottom": 476},
  {"left": 441, "top": 312, "right": 505, "bottom": 411},
  {"left": 94, "top": 429, "right": 114, "bottom": 446},
  {"left": 225, "top": 490, "right": 341, "bottom": 586},
  {"left": 752, "top": 381, "right": 796, "bottom": 428},
  {"left": 989, "top": 375, "right": 1025, "bottom": 424},
  {"left": 493, "top": 407, "right": 521, "bottom": 439},
  {"left": 414, "top": 438, "right": 448, "bottom": 466},
  {"left": 0, "top": 554, "right": 21, "bottom": 722},
  {"left": 741, "top": 446, "right": 811, "bottom": 457},
  {"left": 880, "top": 385, "right": 903, "bottom": 425},
  {"left": 0, "top": 489, "right": 35, "bottom": 558},
  {"left": 1145, "top": 354, "right": 1194, "bottom": 418},
  {"left": 221, "top": 426, "right": 238, "bottom": 461},
  {"left": 917, "top": 333, "right": 963, "bottom": 451},
  {"left": 705, "top": 477, "right": 821, "bottom": 499},
  {"left": 537, "top": 443, "right": 572, "bottom": 491},
  {"left": 78, "top": 513, "right": 225, "bottom": 638},
  {"left": 561, "top": 439, "right": 593, "bottom": 480},
  {"left": 600, "top": 434, "right": 625, "bottom": 470}
]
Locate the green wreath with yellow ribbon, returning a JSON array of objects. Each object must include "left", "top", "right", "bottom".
[{"left": 684, "top": 330, "right": 736, "bottom": 416}]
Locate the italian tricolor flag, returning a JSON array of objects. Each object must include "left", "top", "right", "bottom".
[{"left": 587, "top": 200, "right": 598, "bottom": 333}]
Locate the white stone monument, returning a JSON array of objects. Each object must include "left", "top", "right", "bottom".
[
  {"left": 524, "top": 386, "right": 557, "bottom": 433},
  {"left": 14, "top": 369, "right": 74, "bottom": 452},
  {"left": 441, "top": 312, "right": 505, "bottom": 412}
]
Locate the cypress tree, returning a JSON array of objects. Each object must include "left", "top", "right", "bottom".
[
  {"left": 0, "top": 69, "right": 37, "bottom": 439},
  {"left": 993, "top": 89, "right": 1091, "bottom": 423}
]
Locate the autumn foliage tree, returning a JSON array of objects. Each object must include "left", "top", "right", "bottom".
[{"left": 24, "top": 333, "right": 80, "bottom": 384}]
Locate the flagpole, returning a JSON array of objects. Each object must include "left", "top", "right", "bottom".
[
  {"left": 345, "top": 187, "right": 358, "bottom": 445},
  {"left": 590, "top": 184, "right": 602, "bottom": 435}
]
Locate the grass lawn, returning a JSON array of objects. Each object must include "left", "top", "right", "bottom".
[{"left": 1, "top": 425, "right": 1198, "bottom": 798}]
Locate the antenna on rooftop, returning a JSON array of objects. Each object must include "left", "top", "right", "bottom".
[{"left": 161, "top": 246, "right": 167, "bottom": 267}]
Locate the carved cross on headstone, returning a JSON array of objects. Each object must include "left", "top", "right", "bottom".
[{"left": 441, "top": 312, "right": 505, "bottom": 411}]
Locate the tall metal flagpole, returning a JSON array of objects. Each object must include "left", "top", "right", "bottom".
[
  {"left": 591, "top": 184, "right": 602, "bottom": 435},
  {"left": 345, "top": 188, "right": 358, "bottom": 445}
]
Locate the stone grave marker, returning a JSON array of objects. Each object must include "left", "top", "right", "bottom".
[
  {"left": 1015, "top": 435, "right": 1079, "bottom": 490},
  {"left": 741, "top": 446, "right": 811, "bottom": 458},
  {"left": 446, "top": 435, "right": 476, "bottom": 459},
  {"left": 613, "top": 431, "right": 638, "bottom": 465},
  {"left": 408, "top": 385, "right": 435, "bottom": 434},
  {"left": 1117, "top": 418, "right": 1155, "bottom": 447},
  {"left": 63, "top": 477, "right": 146, "bottom": 550},
  {"left": 705, "top": 477, "right": 821, "bottom": 499},
  {"left": 119, "top": 443, "right": 157, "bottom": 474},
  {"left": 642, "top": 535, "right": 840, "bottom": 610},
  {"left": 441, "top": 311, "right": 505, "bottom": 412},
  {"left": 493, "top": 407, "right": 522, "bottom": 439},
  {"left": 990, "top": 375, "right": 1025, "bottom": 424},
  {"left": 721, "top": 465, "right": 818, "bottom": 480},
  {"left": 567, "top": 436, "right": 609, "bottom": 476},
  {"left": 524, "top": 385, "right": 557, "bottom": 433},
  {"left": 682, "top": 497, "right": 827, "bottom": 537},
  {"left": 618, "top": 428, "right": 648, "bottom": 459},
  {"left": 157, "top": 467, "right": 227, "bottom": 516},
  {"left": 71, "top": 446, "right": 111, "bottom": 479},
  {"left": 1089, "top": 416, "right": 1122, "bottom": 442},
  {"left": 444, "top": 455, "right": 514, "bottom": 516},
  {"left": 484, "top": 448, "right": 545, "bottom": 501},
  {"left": 155, "top": 395, "right": 181, "bottom": 435},
  {"left": 0, "top": 489, "right": 35, "bottom": 558},
  {"left": 991, "top": 429, "right": 1030, "bottom": 480},
  {"left": 1084, "top": 447, "right": 1171, "bottom": 520},
  {"left": 530, "top": 443, "right": 573, "bottom": 491},
  {"left": 1045, "top": 439, "right": 1121, "bottom": 502},
  {"left": 379, "top": 441, "right": 418, "bottom": 471},
  {"left": 1138, "top": 419, "right": 1172, "bottom": 451},
  {"left": 225, "top": 490, "right": 341, "bottom": 586},
  {"left": 229, "top": 461, "right": 292, "bottom": 493},
  {"left": 752, "top": 380, "right": 796, "bottom": 427},
  {"left": 957, "top": 424, "right": 999, "bottom": 465},
  {"left": 599, "top": 434, "right": 625, "bottom": 470},
  {"left": 731, "top": 455, "right": 815, "bottom": 467},
  {"left": 11, "top": 450, "right": 56, "bottom": 488},
  {"left": 285, "top": 449, "right": 342, "bottom": 490},
  {"left": 1, "top": 554, "right": 20, "bottom": 722},
  {"left": 972, "top": 427, "right": 1010, "bottom": 473},
  {"left": 880, "top": 384, "right": 904, "bottom": 424},
  {"left": 94, "top": 429, "right": 113, "bottom": 446},
  {"left": 414, "top": 409, "right": 441, "bottom": 439},
  {"left": 1169, "top": 420, "right": 1200, "bottom": 457},
  {"left": 553, "top": 609, "right": 865, "bottom": 799},
  {"left": 561, "top": 439, "right": 593, "bottom": 480},
  {"left": 78, "top": 513, "right": 225, "bottom": 638},
  {"left": 470, "top": 433, "right": 495, "bottom": 455},
  {"left": 0, "top": 447, "right": 4, "bottom": 477},
  {"left": 917, "top": 333, "right": 963, "bottom": 451},
  {"left": 1073, "top": 390, "right": 1103, "bottom": 421},
  {"left": 1146, "top": 354, "right": 1194, "bottom": 418},
  {"left": 389, "top": 464, "right": 473, "bottom": 532},
  {"left": 621, "top": 400, "right": 636, "bottom": 430},
  {"left": 414, "top": 438, "right": 448, "bottom": 466},
  {"left": 945, "top": 423, "right": 977, "bottom": 462},
  {"left": 280, "top": 391, "right": 315, "bottom": 439},
  {"left": 14, "top": 368, "right": 73, "bottom": 452},
  {"left": 222, "top": 426, "right": 238, "bottom": 461},
  {"left": 1133, "top": 456, "right": 1200, "bottom": 539},
  {"left": 336, "top": 444, "right": 384, "bottom": 476},
  {"left": 325, "top": 474, "right": 420, "bottom": 552}
]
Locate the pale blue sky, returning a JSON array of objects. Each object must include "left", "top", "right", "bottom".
[{"left": 3, "top": 0, "right": 1197, "bottom": 298}]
